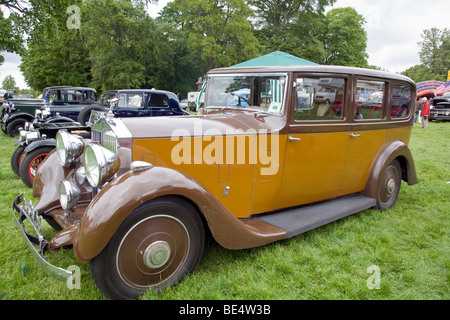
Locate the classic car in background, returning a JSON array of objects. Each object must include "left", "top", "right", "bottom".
[
  {"left": 1, "top": 86, "right": 100, "bottom": 137},
  {"left": 12, "top": 65, "right": 418, "bottom": 299},
  {"left": 429, "top": 92, "right": 450, "bottom": 121},
  {"left": 11, "top": 89, "right": 188, "bottom": 188}
]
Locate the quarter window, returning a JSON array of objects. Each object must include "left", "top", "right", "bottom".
[
  {"left": 391, "top": 84, "right": 412, "bottom": 118},
  {"left": 294, "top": 77, "right": 346, "bottom": 121},
  {"left": 355, "top": 80, "right": 385, "bottom": 120}
]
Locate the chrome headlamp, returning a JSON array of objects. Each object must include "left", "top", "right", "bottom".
[
  {"left": 59, "top": 180, "right": 81, "bottom": 211},
  {"left": 83, "top": 144, "right": 120, "bottom": 187},
  {"left": 56, "top": 131, "right": 85, "bottom": 168}
]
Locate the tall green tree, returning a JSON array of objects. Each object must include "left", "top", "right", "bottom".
[
  {"left": 323, "top": 7, "right": 368, "bottom": 67},
  {"left": 250, "top": 0, "right": 334, "bottom": 62},
  {"left": 402, "top": 28, "right": 449, "bottom": 82},
  {"left": 2, "top": 74, "right": 16, "bottom": 89},
  {"left": 18, "top": 0, "right": 92, "bottom": 90},
  {"left": 418, "top": 28, "right": 449, "bottom": 81},
  {"left": 160, "top": 0, "right": 262, "bottom": 72},
  {"left": 81, "top": 0, "right": 159, "bottom": 90}
]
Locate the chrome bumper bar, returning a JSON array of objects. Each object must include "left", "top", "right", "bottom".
[{"left": 11, "top": 194, "right": 72, "bottom": 283}]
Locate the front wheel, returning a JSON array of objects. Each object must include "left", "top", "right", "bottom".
[
  {"left": 376, "top": 159, "right": 402, "bottom": 211},
  {"left": 90, "top": 197, "right": 205, "bottom": 300},
  {"left": 11, "top": 145, "right": 25, "bottom": 175},
  {"left": 19, "top": 147, "right": 54, "bottom": 188}
]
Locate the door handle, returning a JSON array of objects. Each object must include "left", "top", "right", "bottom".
[
  {"left": 350, "top": 133, "right": 361, "bottom": 138},
  {"left": 289, "top": 136, "right": 301, "bottom": 141}
]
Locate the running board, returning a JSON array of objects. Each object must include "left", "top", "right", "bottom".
[{"left": 256, "top": 195, "right": 377, "bottom": 238}]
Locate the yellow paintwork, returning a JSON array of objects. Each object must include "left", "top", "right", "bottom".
[
  {"left": 132, "top": 125, "right": 413, "bottom": 219},
  {"left": 133, "top": 134, "right": 284, "bottom": 218}
]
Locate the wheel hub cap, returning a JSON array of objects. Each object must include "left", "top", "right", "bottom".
[
  {"left": 143, "top": 241, "right": 171, "bottom": 269},
  {"left": 386, "top": 178, "right": 396, "bottom": 195}
]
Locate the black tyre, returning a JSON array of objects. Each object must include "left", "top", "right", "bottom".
[
  {"left": 90, "top": 197, "right": 205, "bottom": 300},
  {"left": 19, "top": 147, "right": 54, "bottom": 188},
  {"left": 77, "top": 105, "right": 105, "bottom": 125},
  {"left": 7, "top": 118, "right": 26, "bottom": 137},
  {"left": 376, "top": 159, "right": 402, "bottom": 211},
  {"left": 11, "top": 145, "right": 25, "bottom": 175}
]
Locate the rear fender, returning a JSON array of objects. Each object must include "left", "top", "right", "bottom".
[
  {"left": 73, "top": 166, "right": 285, "bottom": 261},
  {"left": 363, "top": 140, "right": 419, "bottom": 199}
]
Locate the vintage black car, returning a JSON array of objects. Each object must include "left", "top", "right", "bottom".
[
  {"left": 430, "top": 92, "right": 450, "bottom": 121},
  {"left": 1, "top": 86, "right": 100, "bottom": 137}
]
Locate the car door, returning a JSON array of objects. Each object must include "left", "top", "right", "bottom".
[
  {"left": 113, "top": 92, "right": 148, "bottom": 118},
  {"left": 276, "top": 75, "right": 350, "bottom": 209},
  {"left": 50, "top": 89, "right": 84, "bottom": 121},
  {"left": 340, "top": 78, "right": 388, "bottom": 195}
]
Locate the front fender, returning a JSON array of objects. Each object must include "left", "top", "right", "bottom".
[
  {"left": 24, "top": 138, "right": 56, "bottom": 153},
  {"left": 73, "top": 166, "right": 285, "bottom": 261},
  {"left": 363, "top": 140, "right": 419, "bottom": 199},
  {"left": 6, "top": 112, "right": 34, "bottom": 124}
]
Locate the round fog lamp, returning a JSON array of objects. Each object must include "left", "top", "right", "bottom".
[
  {"left": 59, "top": 180, "right": 81, "bottom": 211},
  {"left": 56, "top": 131, "right": 85, "bottom": 167}
]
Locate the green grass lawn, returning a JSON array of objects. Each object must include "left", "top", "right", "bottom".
[{"left": 0, "top": 122, "right": 448, "bottom": 300}]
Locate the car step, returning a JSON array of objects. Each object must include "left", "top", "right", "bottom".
[{"left": 256, "top": 194, "right": 377, "bottom": 238}]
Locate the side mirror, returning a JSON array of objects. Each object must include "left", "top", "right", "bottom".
[{"left": 294, "top": 78, "right": 304, "bottom": 91}]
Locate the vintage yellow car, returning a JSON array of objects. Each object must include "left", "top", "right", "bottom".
[{"left": 12, "top": 65, "right": 418, "bottom": 299}]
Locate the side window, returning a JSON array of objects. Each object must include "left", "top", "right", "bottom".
[
  {"left": 294, "top": 77, "right": 346, "bottom": 121},
  {"left": 391, "top": 84, "right": 412, "bottom": 118},
  {"left": 117, "top": 93, "right": 143, "bottom": 108},
  {"left": 67, "top": 90, "right": 83, "bottom": 102},
  {"left": 148, "top": 94, "right": 169, "bottom": 108},
  {"left": 355, "top": 80, "right": 385, "bottom": 120}
]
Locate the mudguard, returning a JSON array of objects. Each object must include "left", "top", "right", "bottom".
[
  {"left": 5, "top": 112, "right": 34, "bottom": 125},
  {"left": 14, "top": 138, "right": 24, "bottom": 147},
  {"left": 73, "top": 166, "right": 285, "bottom": 261},
  {"left": 363, "top": 140, "right": 419, "bottom": 199},
  {"left": 44, "top": 116, "right": 75, "bottom": 123},
  {"left": 24, "top": 138, "right": 56, "bottom": 154}
]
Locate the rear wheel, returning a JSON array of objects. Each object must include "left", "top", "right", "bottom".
[
  {"left": 90, "top": 197, "right": 205, "bottom": 300},
  {"left": 376, "top": 159, "right": 402, "bottom": 211}
]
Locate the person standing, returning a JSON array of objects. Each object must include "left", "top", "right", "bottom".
[
  {"left": 420, "top": 98, "right": 431, "bottom": 128},
  {"left": 414, "top": 98, "right": 424, "bottom": 123}
]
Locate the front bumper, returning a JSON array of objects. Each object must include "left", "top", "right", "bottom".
[{"left": 11, "top": 194, "right": 72, "bottom": 283}]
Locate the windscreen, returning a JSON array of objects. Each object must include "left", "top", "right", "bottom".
[{"left": 205, "top": 74, "right": 287, "bottom": 114}]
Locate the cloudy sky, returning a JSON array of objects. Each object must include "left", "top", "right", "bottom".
[{"left": 1, "top": 0, "right": 449, "bottom": 89}]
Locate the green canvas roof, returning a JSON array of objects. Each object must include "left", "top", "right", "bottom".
[{"left": 232, "top": 51, "right": 318, "bottom": 67}]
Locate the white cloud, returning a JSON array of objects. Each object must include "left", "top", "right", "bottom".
[
  {"left": 3, "top": 0, "right": 450, "bottom": 89},
  {"left": 329, "top": 0, "right": 450, "bottom": 73},
  {"left": 0, "top": 52, "right": 27, "bottom": 89}
]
